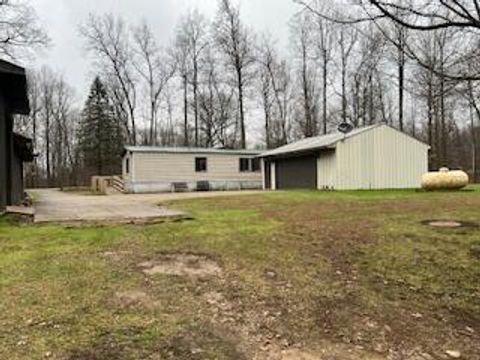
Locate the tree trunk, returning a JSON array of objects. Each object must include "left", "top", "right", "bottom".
[
  {"left": 302, "top": 46, "right": 313, "bottom": 137},
  {"left": 341, "top": 55, "right": 347, "bottom": 124},
  {"left": 150, "top": 96, "right": 155, "bottom": 145},
  {"left": 45, "top": 112, "right": 51, "bottom": 186},
  {"left": 427, "top": 71, "right": 434, "bottom": 169},
  {"left": 470, "top": 106, "right": 478, "bottom": 182},
  {"left": 262, "top": 79, "right": 271, "bottom": 149},
  {"left": 440, "top": 64, "right": 447, "bottom": 166},
  {"left": 130, "top": 107, "right": 137, "bottom": 146},
  {"left": 265, "top": 109, "right": 270, "bottom": 149},
  {"left": 322, "top": 49, "right": 328, "bottom": 135},
  {"left": 183, "top": 74, "right": 189, "bottom": 147},
  {"left": 237, "top": 67, "right": 246, "bottom": 149},
  {"left": 32, "top": 111, "right": 37, "bottom": 187},
  {"left": 193, "top": 56, "right": 199, "bottom": 147},
  {"left": 398, "top": 33, "right": 405, "bottom": 131},
  {"left": 369, "top": 74, "right": 374, "bottom": 125}
]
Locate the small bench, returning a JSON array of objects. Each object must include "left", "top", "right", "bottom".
[{"left": 172, "top": 182, "right": 189, "bottom": 193}]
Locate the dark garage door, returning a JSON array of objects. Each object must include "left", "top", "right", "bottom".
[{"left": 276, "top": 155, "right": 317, "bottom": 189}]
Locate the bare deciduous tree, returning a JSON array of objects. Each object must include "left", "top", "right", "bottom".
[
  {"left": 133, "top": 21, "right": 176, "bottom": 145},
  {"left": 291, "top": 12, "right": 319, "bottom": 137},
  {"left": 214, "top": 0, "right": 255, "bottom": 149},
  {"left": 295, "top": 0, "right": 480, "bottom": 81},
  {"left": 315, "top": 10, "right": 335, "bottom": 134},
  {"left": 0, "top": 0, "right": 49, "bottom": 59},
  {"left": 176, "top": 9, "right": 209, "bottom": 147},
  {"left": 19, "top": 67, "right": 77, "bottom": 187},
  {"left": 257, "top": 46, "right": 274, "bottom": 148},
  {"left": 80, "top": 14, "right": 138, "bottom": 144},
  {"left": 174, "top": 23, "right": 192, "bottom": 147},
  {"left": 337, "top": 26, "right": 358, "bottom": 124},
  {"left": 257, "top": 34, "right": 291, "bottom": 147},
  {"left": 197, "top": 49, "right": 236, "bottom": 148}
]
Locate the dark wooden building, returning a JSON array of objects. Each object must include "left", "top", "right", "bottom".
[{"left": 0, "top": 60, "right": 32, "bottom": 214}]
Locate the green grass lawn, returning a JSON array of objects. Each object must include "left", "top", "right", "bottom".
[{"left": 0, "top": 188, "right": 479, "bottom": 359}]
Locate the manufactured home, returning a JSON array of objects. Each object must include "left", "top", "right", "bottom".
[
  {"left": 122, "top": 147, "right": 263, "bottom": 193},
  {"left": 260, "top": 123, "right": 429, "bottom": 190},
  {"left": 0, "top": 60, "right": 32, "bottom": 213}
]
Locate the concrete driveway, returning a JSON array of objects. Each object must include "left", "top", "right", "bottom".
[{"left": 30, "top": 188, "right": 261, "bottom": 224}]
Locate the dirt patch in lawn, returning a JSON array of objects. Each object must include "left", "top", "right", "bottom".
[
  {"left": 100, "top": 251, "right": 133, "bottom": 262},
  {"left": 196, "top": 283, "right": 386, "bottom": 360},
  {"left": 139, "top": 253, "right": 222, "bottom": 278},
  {"left": 114, "top": 290, "right": 159, "bottom": 309},
  {"left": 279, "top": 343, "right": 385, "bottom": 360},
  {"left": 67, "top": 327, "right": 147, "bottom": 360},
  {"left": 157, "top": 327, "right": 245, "bottom": 359}
]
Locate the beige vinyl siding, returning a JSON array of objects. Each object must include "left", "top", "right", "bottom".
[
  {"left": 332, "top": 125, "right": 428, "bottom": 190},
  {"left": 132, "top": 152, "right": 262, "bottom": 183},
  {"left": 317, "top": 150, "right": 336, "bottom": 189}
]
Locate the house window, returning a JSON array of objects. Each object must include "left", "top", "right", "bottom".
[
  {"left": 239, "top": 158, "right": 261, "bottom": 172},
  {"left": 239, "top": 158, "right": 250, "bottom": 172},
  {"left": 252, "top": 158, "right": 261, "bottom": 172},
  {"left": 195, "top": 157, "right": 207, "bottom": 172},
  {"left": 125, "top": 158, "right": 130, "bottom": 174}
]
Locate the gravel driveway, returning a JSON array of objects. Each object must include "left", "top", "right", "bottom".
[{"left": 30, "top": 188, "right": 261, "bottom": 224}]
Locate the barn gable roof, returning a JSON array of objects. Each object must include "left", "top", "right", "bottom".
[
  {"left": 0, "top": 59, "right": 29, "bottom": 115},
  {"left": 260, "top": 123, "right": 429, "bottom": 158}
]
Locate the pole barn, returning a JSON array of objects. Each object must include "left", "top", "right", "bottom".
[{"left": 260, "top": 124, "right": 430, "bottom": 191}]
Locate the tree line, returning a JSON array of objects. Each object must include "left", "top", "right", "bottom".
[{"left": 6, "top": 0, "right": 480, "bottom": 186}]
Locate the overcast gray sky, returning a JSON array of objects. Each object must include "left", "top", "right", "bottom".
[{"left": 28, "top": 0, "right": 299, "bottom": 102}]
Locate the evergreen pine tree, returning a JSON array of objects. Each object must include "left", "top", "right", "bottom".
[{"left": 79, "top": 77, "right": 124, "bottom": 176}]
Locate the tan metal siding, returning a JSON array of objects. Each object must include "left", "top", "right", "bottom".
[
  {"left": 335, "top": 130, "right": 376, "bottom": 189},
  {"left": 372, "top": 126, "right": 428, "bottom": 188},
  {"left": 317, "top": 150, "right": 336, "bottom": 189},
  {"left": 132, "top": 152, "right": 262, "bottom": 182},
  {"left": 333, "top": 125, "right": 428, "bottom": 190}
]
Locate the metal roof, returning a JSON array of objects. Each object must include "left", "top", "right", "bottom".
[
  {"left": 260, "top": 124, "right": 380, "bottom": 158},
  {"left": 260, "top": 123, "right": 430, "bottom": 158},
  {"left": 0, "top": 60, "right": 25, "bottom": 76},
  {"left": 125, "top": 146, "right": 262, "bottom": 156}
]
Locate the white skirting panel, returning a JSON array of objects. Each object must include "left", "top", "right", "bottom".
[{"left": 124, "top": 180, "right": 263, "bottom": 194}]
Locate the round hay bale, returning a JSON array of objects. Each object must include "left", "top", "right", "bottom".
[{"left": 421, "top": 168, "right": 469, "bottom": 191}]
